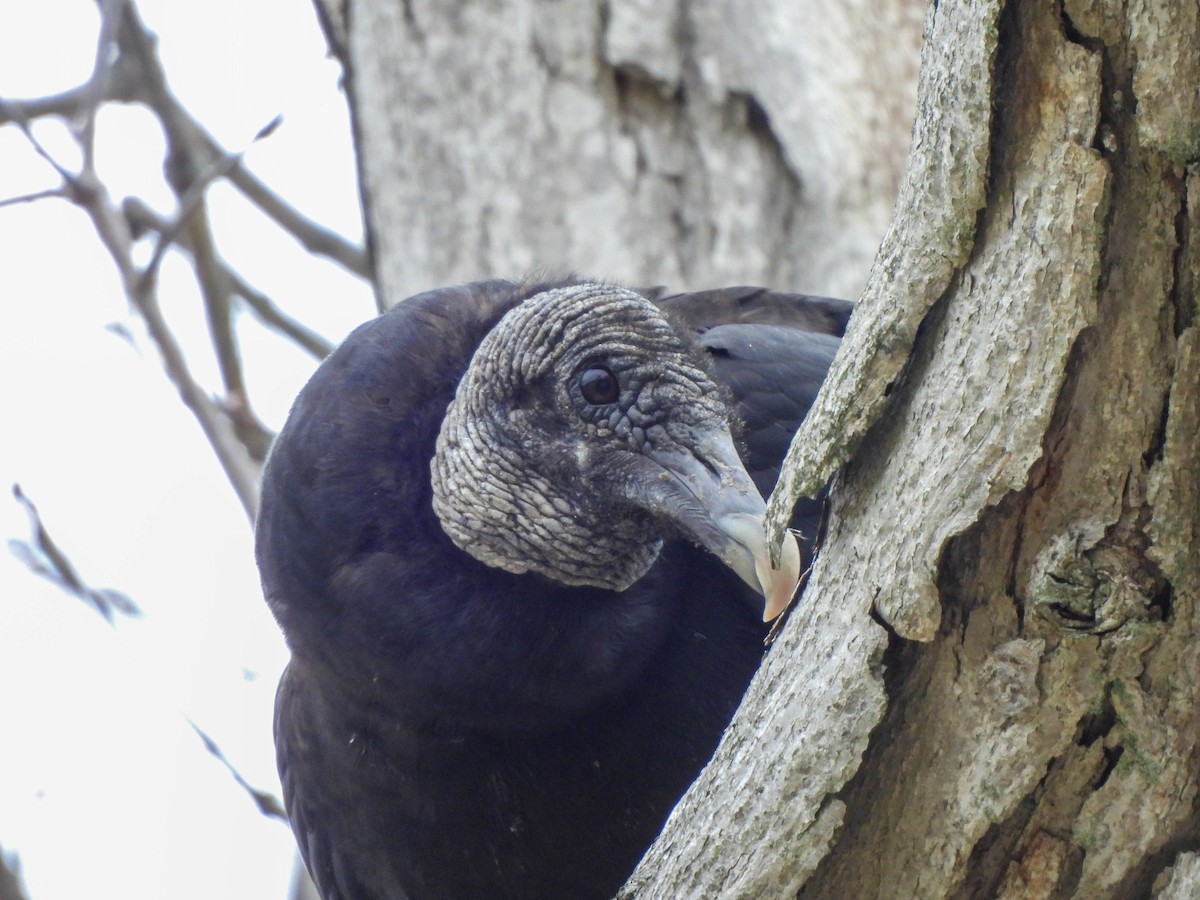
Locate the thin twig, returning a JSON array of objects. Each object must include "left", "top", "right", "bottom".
[
  {"left": 0, "top": 47, "right": 144, "bottom": 128},
  {"left": 189, "top": 205, "right": 242, "bottom": 395},
  {"left": 125, "top": 267, "right": 263, "bottom": 519},
  {"left": 221, "top": 153, "right": 370, "bottom": 278},
  {"left": 123, "top": 197, "right": 335, "bottom": 359},
  {"left": 138, "top": 113, "right": 282, "bottom": 289},
  {"left": 0, "top": 99, "right": 80, "bottom": 184},
  {"left": 5, "top": 100, "right": 263, "bottom": 518},
  {"left": 0, "top": 188, "right": 68, "bottom": 209},
  {"left": 1, "top": 87, "right": 100, "bottom": 127},
  {"left": 3, "top": 4, "right": 368, "bottom": 279},
  {"left": 185, "top": 196, "right": 276, "bottom": 460},
  {"left": 79, "top": 0, "right": 128, "bottom": 169},
  {"left": 138, "top": 146, "right": 237, "bottom": 283},
  {"left": 134, "top": 112, "right": 285, "bottom": 463},
  {"left": 9, "top": 484, "right": 141, "bottom": 624},
  {"left": 114, "top": 5, "right": 370, "bottom": 279},
  {"left": 232, "top": 272, "right": 336, "bottom": 360},
  {"left": 0, "top": 845, "right": 29, "bottom": 900},
  {"left": 0, "top": 0, "right": 385, "bottom": 514},
  {"left": 188, "top": 719, "right": 289, "bottom": 822}
]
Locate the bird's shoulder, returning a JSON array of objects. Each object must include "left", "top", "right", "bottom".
[
  {"left": 651, "top": 284, "right": 852, "bottom": 336},
  {"left": 652, "top": 286, "right": 850, "bottom": 494}
]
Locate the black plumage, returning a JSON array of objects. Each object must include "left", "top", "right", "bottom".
[{"left": 256, "top": 278, "right": 848, "bottom": 900}]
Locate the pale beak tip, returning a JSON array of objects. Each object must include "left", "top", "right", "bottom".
[
  {"left": 761, "top": 588, "right": 793, "bottom": 622},
  {"left": 758, "top": 530, "right": 801, "bottom": 622},
  {"left": 713, "top": 513, "right": 803, "bottom": 623}
]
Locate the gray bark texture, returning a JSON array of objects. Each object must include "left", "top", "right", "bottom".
[
  {"left": 325, "top": 0, "right": 1199, "bottom": 896},
  {"left": 329, "top": 0, "right": 922, "bottom": 306}
]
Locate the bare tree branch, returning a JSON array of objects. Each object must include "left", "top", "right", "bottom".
[
  {"left": 4, "top": 105, "right": 263, "bottom": 517},
  {"left": 0, "top": 2, "right": 288, "bottom": 518},
  {"left": 1, "top": 2, "right": 369, "bottom": 280},
  {"left": 78, "top": 0, "right": 128, "bottom": 169},
  {"left": 230, "top": 272, "right": 336, "bottom": 361},
  {"left": 0, "top": 1, "right": 367, "bottom": 891},
  {"left": 112, "top": 4, "right": 370, "bottom": 279},
  {"left": 9, "top": 484, "right": 141, "bottom": 624},
  {"left": 220, "top": 149, "right": 371, "bottom": 279},
  {"left": 9, "top": 486, "right": 290, "bottom": 829},
  {"left": 127, "top": 268, "right": 264, "bottom": 520},
  {"left": 187, "top": 201, "right": 275, "bottom": 461},
  {"left": 0, "top": 188, "right": 68, "bottom": 209},
  {"left": 0, "top": 847, "right": 29, "bottom": 900},
  {"left": 0, "top": 102, "right": 79, "bottom": 184},
  {"left": 139, "top": 153, "right": 239, "bottom": 282},
  {"left": 187, "top": 719, "right": 289, "bottom": 823},
  {"left": 130, "top": 108, "right": 296, "bottom": 461},
  {"left": 0, "top": 46, "right": 145, "bottom": 127},
  {"left": 123, "top": 197, "right": 335, "bottom": 360}
]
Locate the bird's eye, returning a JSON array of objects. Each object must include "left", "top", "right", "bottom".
[{"left": 579, "top": 366, "right": 620, "bottom": 405}]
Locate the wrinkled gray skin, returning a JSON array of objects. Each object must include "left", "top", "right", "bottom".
[{"left": 431, "top": 283, "right": 799, "bottom": 620}]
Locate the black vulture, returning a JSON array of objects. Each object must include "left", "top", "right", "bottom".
[{"left": 256, "top": 278, "right": 849, "bottom": 900}]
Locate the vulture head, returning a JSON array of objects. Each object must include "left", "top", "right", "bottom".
[{"left": 430, "top": 282, "right": 800, "bottom": 619}]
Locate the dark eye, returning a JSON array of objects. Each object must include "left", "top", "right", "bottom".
[{"left": 579, "top": 366, "right": 620, "bottom": 405}]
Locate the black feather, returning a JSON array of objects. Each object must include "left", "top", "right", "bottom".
[{"left": 257, "top": 278, "right": 846, "bottom": 900}]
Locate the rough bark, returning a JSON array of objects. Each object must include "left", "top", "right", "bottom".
[
  {"left": 627, "top": 0, "right": 1200, "bottom": 896},
  {"left": 331, "top": 0, "right": 922, "bottom": 307},
  {"left": 329, "top": 0, "right": 1199, "bottom": 896}
]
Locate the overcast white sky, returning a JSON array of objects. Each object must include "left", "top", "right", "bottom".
[{"left": 0, "top": 2, "right": 374, "bottom": 896}]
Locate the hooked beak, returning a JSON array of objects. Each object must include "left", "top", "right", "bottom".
[{"left": 634, "top": 429, "right": 801, "bottom": 622}]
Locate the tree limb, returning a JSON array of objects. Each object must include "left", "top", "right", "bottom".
[
  {"left": 0, "top": 847, "right": 29, "bottom": 900},
  {"left": 9, "top": 484, "right": 140, "bottom": 624},
  {"left": 764, "top": 0, "right": 1004, "bottom": 564},
  {"left": 113, "top": 3, "right": 370, "bottom": 279},
  {"left": 3, "top": 95, "right": 263, "bottom": 518},
  {"left": 123, "top": 197, "right": 335, "bottom": 360}
]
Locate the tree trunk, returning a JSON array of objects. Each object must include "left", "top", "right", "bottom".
[
  {"left": 326, "top": 0, "right": 1199, "bottom": 896},
  {"left": 324, "top": 0, "right": 923, "bottom": 307},
  {"left": 622, "top": 0, "right": 1200, "bottom": 896}
]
